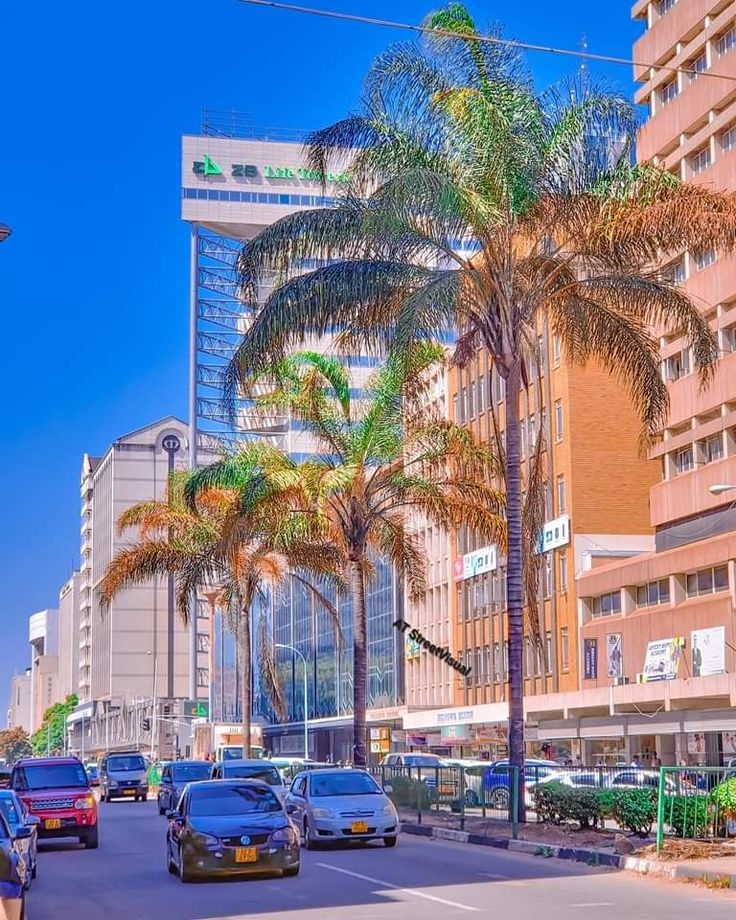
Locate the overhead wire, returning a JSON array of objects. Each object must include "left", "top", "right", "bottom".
[{"left": 237, "top": 0, "right": 736, "bottom": 85}]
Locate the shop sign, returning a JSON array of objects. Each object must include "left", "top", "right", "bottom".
[
  {"left": 191, "top": 157, "right": 350, "bottom": 184},
  {"left": 437, "top": 709, "right": 475, "bottom": 724},
  {"left": 691, "top": 626, "right": 725, "bottom": 678},
  {"left": 407, "top": 734, "right": 427, "bottom": 746},
  {"left": 638, "top": 637, "right": 684, "bottom": 683},
  {"left": 453, "top": 545, "right": 498, "bottom": 581},
  {"left": 441, "top": 725, "right": 471, "bottom": 740},
  {"left": 367, "top": 706, "right": 406, "bottom": 722},
  {"left": 538, "top": 515, "right": 570, "bottom": 553},
  {"left": 584, "top": 637, "right": 598, "bottom": 680}
]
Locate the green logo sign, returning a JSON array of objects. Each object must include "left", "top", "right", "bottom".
[
  {"left": 192, "top": 155, "right": 222, "bottom": 177},
  {"left": 183, "top": 700, "right": 209, "bottom": 718}
]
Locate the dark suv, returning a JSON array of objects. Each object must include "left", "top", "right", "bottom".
[
  {"left": 99, "top": 752, "right": 148, "bottom": 802},
  {"left": 11, "top": 756, "right": 98, "bottom": 848}
]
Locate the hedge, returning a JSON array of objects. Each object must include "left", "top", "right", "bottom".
[{"left": 532, "top": 781, "right": 657, "bottom": 834}]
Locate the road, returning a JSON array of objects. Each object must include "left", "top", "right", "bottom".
[{"left": 27, "top": 800, "right": 736, "bottom": 919}]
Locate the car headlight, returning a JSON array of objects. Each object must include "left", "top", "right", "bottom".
[
  {"left": 74, "top": 796, "right": 96, "bottom": 810},
  {"left": 193, "top": 831, "right": 220, "bottom": 850},
  {"left": 271, "top": 826, "right": 298, "bottom": 844},
  {"left": 108, "top": 780, "right": 119, "bottom": 788},
  {"left": 381, "top": 802, "right": 397, "bottom": 816},
  {"left": 312, "top": 807, "right": 335, "bottom": 819}
]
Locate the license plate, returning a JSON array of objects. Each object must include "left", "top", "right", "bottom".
[
  {"left": 45, "top": 819, "right": 61, "bottom": 830},
  {"left": 351, "top": 821, "right": 369, "bottom": 834},
  {"left": 439, "top": 785, "right": 454, "bottom": 795},
  {"left": 123, "top": 789, "right": 136, "bottom": 796},
  {"left": 234, "top": 846, "right": 257, "bottom": 863}
]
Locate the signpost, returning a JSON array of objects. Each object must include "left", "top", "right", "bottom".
[{"left": 183, "top": 700, "right": 209, "bottom": 719}]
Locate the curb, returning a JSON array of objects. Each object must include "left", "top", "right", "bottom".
[{"left": 399, "top": 822, "right": 736, "bottom": 884}]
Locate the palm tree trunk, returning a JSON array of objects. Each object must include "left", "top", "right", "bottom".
[
  {"left": 237, "top": 605, "right": 252, "bottom": 759},
  {"left": 505, "top": 361, "right": 526, "bottom": 821},
  {"left": 349, "top": 560, "right": 368, "bottom": 767}
]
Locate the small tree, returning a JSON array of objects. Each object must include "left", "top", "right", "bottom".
[
  {"left": 31, "top": 695, "right": 78, "bottom": 755},
  {"left": 0, "top": 727, "right": 32, "bottom": 764}
]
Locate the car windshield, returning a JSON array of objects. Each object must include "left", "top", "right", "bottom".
[
  {"left": 224, "top": 766, "right": 281, "bottom": 785},
  {"left": 171, "top": 764, "right": 211, "bottom": 783},
  {"left": 403, "top": 756, "right": 440, "bottom": 767},
  {"left": 107, "top": 755, "right": 145, "bottom": 772},
  {"left": 188, "top": 785, "right": 282, "bottom": 816},
  {"left": 309, "top": 773, "right": 382, "bottom": 797},
  {"left": 222, "top": 748, "right": 243, "bottom": 761},
  {"left": 15, "top": 763, "right": 88, "bottom": 790},
  {"left": 0, "top": 799, "right": 19, "bottom": 826},
  {"left": 86, "top": 766, "right": 98, "bottom": 777}
]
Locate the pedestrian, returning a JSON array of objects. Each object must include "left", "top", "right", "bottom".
[
  {"left": 630, "top": 755, "right": 641, "bottom": 768},
  {"left": 0, "top": 840, "right": 23, "bottom": 920}
]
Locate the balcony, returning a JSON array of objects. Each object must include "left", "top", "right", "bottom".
[{"left": 633, "top": 0, "right": 713, "bottom": 83}]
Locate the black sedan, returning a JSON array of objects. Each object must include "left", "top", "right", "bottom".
[
  {"left": 165, "top": 780, "right": 300, "bottom": 882},
  {"left": 157, "top": 761, "right": 211, "bottom": 815}
]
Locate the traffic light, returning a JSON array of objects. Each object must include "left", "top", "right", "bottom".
[{"left": 141, "top": 718, "right": 151, "bottom": 732}]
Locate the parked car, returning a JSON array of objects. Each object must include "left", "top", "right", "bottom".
[
  {"left": 533, "top": 770, "right": 616, "bottom": 791},
  {"left": 85, "top": 764, "right": 99, "bottom": 787},
  {"left": 267, "top": 758, "right": 324, "bottom": 784},
  {"left": 99, "top": 751, "right": 148, "bottom": 802},
  {"left": 11, "top": 756, "right": 98, "bottom": 849},
  {"left": 380, "top": 753, "right": 455, "bottom": 796},
  {"left": 611, "top": 769, "right": 679, "bottom": 794},
  {"left": 0, "top": 812, "right": 27, "bottom": 919},
  {"left": 0, "top": 768, "right": 12, "bottom": 791},
  {"left": 210, "top": 760, "right": 288, "bottom": 801},
  {"left": 0, "top": 791, "right": 38, "bottom": 889},
  {"left": 165, "top": 779, "right": 300, "bottom": 881},
  {"left": 483, "top": 759, "right": 560, "bottom": 809},
  {"left": 285, "top": 767, "right": 399, "bottom": 849},
  {"left": 157, "top": 761, "right": 212, "bottom": 815},
  {"left": 440, "top": 759, "right": 491, "bottom": 806}
]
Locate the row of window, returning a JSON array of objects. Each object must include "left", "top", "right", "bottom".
[
  {"left": 458, "top": 550, "right": 569, "bottom": 620},
  {"left": 591, "top": 565, "right": 729, "bottom": 617},
  {"left": 656, "top": 23, "right": 736, "bottom": 110},
  {"left": 463, "top": 628, "right": 571, "bottom": 687},
  {"left": 183, "top": 187, "right": 339, "bottom": 207},
  {"left": 670, "top": 431, "right": 725, "bottom": 476}
]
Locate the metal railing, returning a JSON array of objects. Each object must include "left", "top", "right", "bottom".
[{"left": 656, "top": 766, "right": 736, "bottom": 852}]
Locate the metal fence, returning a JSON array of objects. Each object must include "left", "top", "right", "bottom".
[{"left": 656, "top": 766, "right": 736, "bottom": 852}]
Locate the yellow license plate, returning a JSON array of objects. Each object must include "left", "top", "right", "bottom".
[
  {"left": 45, "top": 819, "right": 61, "bottom": 830},
  {"left": 123, "top": 789, "right": 136, "bottom": 796},
  {"left": 351, "top": 821, "right": 369, "bottom": 834},
  {"left": 234, "top": 846, "right": 257, "bottom": 863}
]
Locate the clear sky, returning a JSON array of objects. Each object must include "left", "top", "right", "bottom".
[{"left": 0, "top": 0, "right": 640, "bottom": 718}]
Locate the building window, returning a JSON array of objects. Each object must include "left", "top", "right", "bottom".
[
  {"left": 664, "top": 349, "right": 691, "bottom": 381},
  {"left": 722, "top": 124, "right": 736, "bottom": 153},
  {"left": 525, "top": 638, "right": 534, "bottom": 678},
  {"left": 552, "top": 334, "right": 562, "bottom": 367},
  {"left": 493, "top": 643, "right": 501, "bottom": 682},
  {"left": 560, "top": 627, "right": 570, "bottom": 672},
  {"left": 717, "top": 26, "right": 736, "bottom": 57},
  {"left": 559, "top": 551, "right": 568, "bottom": 594},
  {"left": 703, "top": 433, "right": 724, "bottom": 463},
  {"left": 452, "top": 393, "right": 459, "bottom": 423},
  {"left": 543, "top": 555, "right": 552, "bottom": 598},
  {"left": 196, "top": 633, "right": 210, "bottom": 653},
  {"left": 528, "top": 413, "right": 537, "bottom": 450},
  {"left": 694, "top": 249, "right": 716, "bottom": 271},
  {"left": 520, "top": 419, "right": 527, "bottom": 458},
  {"left": 689, "top": 146, "right": 712, "bottom": 176},
  {"left": 722, "top": 324, "right": 736, "bottom": 353},
  {"left": 659, "top": 78, "right": 679, "bottom": 106},
  {"left": 461, "top": 387, "right": 467, "bottom": 422},
  {"left": 545, "top": 632, "right": 553, "bottom": 674},
  {"left": 554, "top": 400, "right": 564, "bottom": 441},
  {"left": 674, "top": 445, "right": 694, "bottom": 475},
  {"left": 196, "top": 667, "right": 209, "bottom": 687},
  {"left": 537, "top": 334, "right": 546, "bottom": 376},
  {"left": 196, "top": 599, "right": 210, "bottom": 619},
  {"left": 477, "top": 375, "right": 485, "bottom": 412},
  {"left": 635, "top": 578, "right": 670, "bottom": 607},
  {"left": 467, "top": 381, "right": 475, "bottom": 419},
  {"left": 687, "top": 51, "right": 708, "bottom": 83},
  {"left": 685, "top": 565, "right": 729, "bottom": 597},
  {"left": 556, "top": 474, "right": 566, "bottom": 514},
  {"left": 592, "top": 591, "right": 622, "bottom": 618},
  {"left": 658, "top": 0, "right": 677, "bottom": 12}
]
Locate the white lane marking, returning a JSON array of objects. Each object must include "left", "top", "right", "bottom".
[
  {"left": 317, "top": 862, "right": 479, "bottom": 912},
  {"left": 570, "top": 903, "right": 613, "bottom": 908},
  {"left": 478, "top": 872, "right": 512, "bottom": 880}
]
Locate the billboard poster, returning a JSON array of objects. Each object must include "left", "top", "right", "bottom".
[
  {"left": 687, "top": 732, "right": 706, "bottom": 755},
  {"left": 639, "top": 637, "right": 684, "bottom": 682},
  {"left": 691, "top": 626, "right": 725, "bottom": 678},
  {"left": 606, "top": 633, "right": 623, "bottom": 679},
  {"left": 584, "top": 637, "right": 598, "bottom": 680},
  {"left": 723, "top": 732, "right": 736, "bottom": 755}
]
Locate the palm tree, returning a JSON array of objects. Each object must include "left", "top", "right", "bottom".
[
  {"left": 99, "top": 465, "right": 343, "bottom": 757},
  {"left": 187, "top": 347, "right": 505, "bottom": 766},
  {"left": 221, "top": 4, "right": 736, "bottom": 807}
]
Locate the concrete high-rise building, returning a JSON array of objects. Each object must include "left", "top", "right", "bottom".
[
  {"left": 565, "top": 0, "right": 736, "bottom": 767},
  {"left": 58, "top": 571, "right": 82, "bottom": 701},
  {"left": 6, "top": 671, "right": 31, "bottom": 733},
  {"left": 28, "top": 609, "right": 59, "bottom": 733},
  {"left": 78, "top": 417, "right": 208, "bottom": 708}
]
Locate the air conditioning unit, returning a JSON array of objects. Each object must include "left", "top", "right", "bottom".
[{"left": 613, "top": 676, "right": 630, "bottom": 686}]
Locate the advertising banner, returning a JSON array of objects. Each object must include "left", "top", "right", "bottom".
[
  {"left": 691, "top": 626, "right": 725, "bottom": 678},
  {"left": 639, "top": 637, "right": 684, "bottom": 682},
  {"left": 606, "top": 634, "right": 623, "bottom": 679},
  {"left": 584, "top": 637, "right": 598, "bottom": 680}
]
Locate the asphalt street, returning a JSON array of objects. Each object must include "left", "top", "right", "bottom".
[{"left": 26, "top": 800, "right": 736, "bottom": 919}]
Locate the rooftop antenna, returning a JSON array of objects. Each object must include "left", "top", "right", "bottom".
[{"left": 579, "top": 33, "right": 589, "bottom": 94}]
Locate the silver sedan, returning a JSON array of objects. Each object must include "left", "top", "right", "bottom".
[{"left": 284, "top": 768, "right": 399, "bottom": 849}]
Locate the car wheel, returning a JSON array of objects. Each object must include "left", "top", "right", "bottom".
[
  {"left": 283, "top": 865, "right": 300, "bottom": 877},
  {"left": 464, "top": 789, "right": 479, "bottom": 807},
  {"left": 383, "top": 836, "right": 397, "bottom": 848},
  {"left": 158, "top": 798, "right": 165, "bottom": 816},
  {"left": 490, "top": 788, "right": 510, "bottom": 810},
  {"left": 84, "top": 826, "right": 99, "bottom": 849},
  {"left": 167, "top": 837, "right": 177, "bottom": 875},
  {"left": 303, "top": 819, "right": 317, "bottom": 851},
  {"left": 178, "top": 845, "right": 194, "bottom": 883},
  {"left": 31, "top": 860, "right": 37, "bottom": 881}
]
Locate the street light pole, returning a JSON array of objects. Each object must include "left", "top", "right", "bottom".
[{"left": 275, "top": 644, "right": 308, "bottom": 759}]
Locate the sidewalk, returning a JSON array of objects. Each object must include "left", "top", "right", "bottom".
[{"left": 399, "top": 821, "right": 736, "bottom": 889}]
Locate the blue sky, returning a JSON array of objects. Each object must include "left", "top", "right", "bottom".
[{"left": 0, "top": 0, "right": 640, "bottom": 718}]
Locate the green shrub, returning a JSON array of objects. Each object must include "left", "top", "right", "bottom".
[
  {"left": 610, "top": 787, "right": 657, "bottom": 836},
  {"left": 710, "top": 778, "right": 736, "bottom": 817},
  {"left": 532, "top": 782, "right": 601, "bottom": 828},
  {"left": 665, "top": 795, "right": 711, "bottom": 838},
  {"left": 384, "top": 775, "right": 437, "bottom": 809}
]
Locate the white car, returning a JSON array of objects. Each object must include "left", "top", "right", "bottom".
[{"left": 209, "top": 759, "right": 288, "bottom": 802}]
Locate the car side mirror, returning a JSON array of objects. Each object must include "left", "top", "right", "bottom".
[
  {"left": 384, "top": 784, "right": 393, "bottom": 794},
  {"left": 25, "top": 816, "right": 40, "bottom": 827},
  {"left": 165, "top": 810, "right": 181, "bottom": 821},
  {"left": 285, "top": 803, "right": 298, "bottom": 814},
  {"left": 15, "top": 826, "right": 32, "bottom": 840}
]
